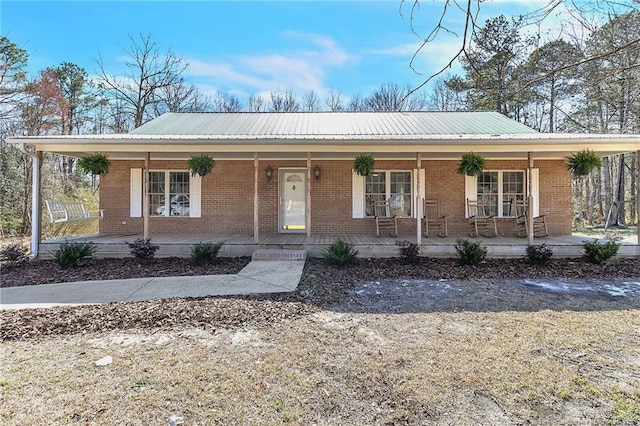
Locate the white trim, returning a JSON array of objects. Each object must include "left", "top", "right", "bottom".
[
  {"left": 464, "top": 175, "right": 477, "bottom": 218},
  {"left": 189, "top": 174, "right": 202, "bottom": 218},
  {"left": 130, "top": 168, "right": 142, "bottom": 217},
  {"left": 532, "top": 168, "right": 540, "bottom": 216},
  {"left": 352, "top": 172, "right": 365, "bottom": 219}
]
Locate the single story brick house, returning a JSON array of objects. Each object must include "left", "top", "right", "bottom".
[{"left": 10, "top": 111, "right": 640, "bottom": 257}]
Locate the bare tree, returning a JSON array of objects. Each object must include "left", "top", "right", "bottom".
[
  {"left": 364, "top": 83, "right": 426, "bottom": 111},
  {"left": 325, "top": 88, "right": 344, "bottom": 111},
  {"left": 269, "top": 90, "right": 300, "bottom": 112},
  {"left": 211, "top": 91, "right": 242, "bottom": 112},
  {"left": 248, "top": 93, "right": 266, "bottom": 112},
  {"left": 346, "top": 93, "right": 365, "bottom": 111},
  {"left": 301, "top": 90, "right": 321, "bottom": 111},
  {"left": 153, "top": 81, "right": 211, "bottom": 114},
  {"left": 95, "top": 33, "right": 188, "bottom": 128}
]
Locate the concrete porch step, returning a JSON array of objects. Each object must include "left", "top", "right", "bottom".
[{"left": 252, "top": 249, "right": 307, "bottom": 261}]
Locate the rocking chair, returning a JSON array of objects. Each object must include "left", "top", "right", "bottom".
[{"left": 467, "top": 198, "right": 498, "bottom": 238}]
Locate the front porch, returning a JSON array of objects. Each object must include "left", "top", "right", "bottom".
[{"left": 40, "top": 232, "right": 640, "bottom": 259}]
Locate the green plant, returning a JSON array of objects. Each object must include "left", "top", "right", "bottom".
[
  {"left": 457, "top": 152, "right": 486, "bottom": 177},
  {"left": 191, "top": 241, "right": 224, "bottom": 265},
  {"left": 127, "top": 238, "right": 159, "bottom": 260},
  {"left": 454, "top": 238, "right": 487, "bottom": 266},
  {"left": 78, "top": 153, "right": 110, "bottom": 175},
  {"left": 322, "top": 239, "right": 358, "bottom": 266},
  {"left": 353, "top": 154, "right": 375, "bottom": 177},
  {"left": 396, "top": 240, "right": 420, "bottom": 264},
  {"left": 582, "top": 238, "right": 620, "bottom": 264},
  {"left": 0, "top": 242, "right": 29, "bottom": 265},
  {"left": 52, "top": 241, "right": 97, "bottom": 268},
  {"left": 187, "top": 154, "right": 216, "bottom": 177},
  {"left": 524, "top": 244, "right": 553, "bottom": 265},
  {"left": 566, "top": 150, "right": 601, "bottom": 178}
]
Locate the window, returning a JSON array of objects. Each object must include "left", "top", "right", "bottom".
[
  {"left": 365, "top": 171, "right": 412, "bottom": 217},
  {"left": 476, "top": 170, "right": 525, "bottom": 217},
  {"left": 149, "top": 171, "right": 191, "bottom": 217}
]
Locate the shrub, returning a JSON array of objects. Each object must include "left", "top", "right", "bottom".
[
  {"left": 396, "top": 240, "right": 420, "bottom": 264},
  {"left": 454, "top": 238, "right": 487, "bottom": 266},
  {"left": 53, "top": 241, "right": 97, "bottom": 268},
  {"left": 0, "top": 242, "right": 29, "bottom": 265},
  {"left": 524, "top": 244, "right": 553, "bottom": 265},
  {"left": 127, "top": 238, "right": 159, "bottom": 260},
  {"left": 191, "top": 241, "right": 224, "bottom": 265},
  {"left": 322, "top": 239, "right": 358, "bottom": 267},
  {"left": 582, "top": 238, "right": 620, "bottom": 264}
]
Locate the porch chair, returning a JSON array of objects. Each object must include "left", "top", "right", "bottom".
[
  {"left": 423, "top": 199, "right": 448, "bottom": 237},
  {"left": 467, "top": 198, "right": 498, "bottom": 238},
  {"left": 374, "top": 200, "right": 398, "bottom": 237},
  {"left": 513, "top": 199, "right": 548, "bottom": 238}
]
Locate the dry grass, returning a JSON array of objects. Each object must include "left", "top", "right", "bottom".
[{"left": 2, "top": 308, "right": 639, "bottom": 425}]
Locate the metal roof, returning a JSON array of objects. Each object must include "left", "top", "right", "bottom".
[{"left": 130, "top": 111, "right": 539, "bottom": 137}]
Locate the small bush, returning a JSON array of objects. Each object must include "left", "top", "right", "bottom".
[
  {"left": 127, "top": 238, "right": 159, "bottom": 260},
  {"left": 0, "top": 242, "right": 29, "bottom": 265},
  {"left": 322, "top": 239, "right": 358, "bottom": 267},
  {"left": 582, "top": 238, "right": 620, "bottom": 264},
  {"left": 396, "top": 240, "right": 420, "bottom": 264},
  {"left": 524, "top": 244, "right": 553, "bottom": 265},
  {"left": 454, "top": 238, "right": 487, "bottom": 266},
  {"left": 53, "top": 241, "right": 97, "bottom": 268},
  {"left": 191, "top": 241, "right": 224, "bottom": 265}
]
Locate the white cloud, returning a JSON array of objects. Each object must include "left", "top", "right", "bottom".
[{"left": 184, "top": 32, "right": 354, "bottom": 100}]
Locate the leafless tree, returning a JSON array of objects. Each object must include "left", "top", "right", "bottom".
[
  {"left": 325, "top": 88, "right": 344, "bottom": 111},
  {"left": 269, "top": 90, "right": 300, "bottom": 112},
  {"left": 248, "top": 93, "right": 266, "bottom": 112},
  {"left": 211, "top": 91, "right": 242, "bottom": 112},
  {"left": 301, "top": 90, "right": 321, "bottom": 111},
  {"left": 95, "top": 33, "right": 188, "bottom": 128}
]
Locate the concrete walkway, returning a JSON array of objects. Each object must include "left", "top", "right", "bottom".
[{"left": 0, "top": 260, "right": 305, "bottom": 310}]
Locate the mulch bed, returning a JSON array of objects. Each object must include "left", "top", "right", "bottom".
[{"left": 1, "top": 257, "right": 639, "bottom": 341}]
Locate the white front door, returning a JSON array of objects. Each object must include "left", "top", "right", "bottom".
[{"left": 279, "top": 169, "right": 306, "bottom": 232}]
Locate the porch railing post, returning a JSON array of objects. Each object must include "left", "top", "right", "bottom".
[
  {"left": 143, "top": 152, "right": 150, "bottom": 240},
  {"left": 416, "top": 152, "right": 422, "bottom": 246},
  {"left": 254, "top": 153, "right": 259, "bottom": 244},
  {"left": 306, "top": 152, "right": 312, "bottom": 241},
  {"left": 527, "top": 152, "right": 534, "bottom": 245}
]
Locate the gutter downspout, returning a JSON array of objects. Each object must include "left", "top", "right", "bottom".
[{"left": 18, "top": 143, "right": 42, "bottom": 260}]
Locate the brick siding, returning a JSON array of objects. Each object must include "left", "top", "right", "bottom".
[{"left": 99, "top": 159, "right": 572, "bottom": 237}]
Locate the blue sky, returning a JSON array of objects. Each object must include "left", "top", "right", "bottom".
[{"left": 2, "top": 1, "right": 540, "bottom": 104}]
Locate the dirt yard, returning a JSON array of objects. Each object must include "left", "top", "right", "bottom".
[{"left": 2, "top": 257, "right": 639, "bottom": 424}]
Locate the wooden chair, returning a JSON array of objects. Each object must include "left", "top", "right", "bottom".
[
  {"left": 374, "top": 200, "right": 398, "bottom": 237},
  {"left": 513, "top": 199, "right": 548, "bottom": 238},
  {"left": 423, "top": 199, "right": 447, "bottom": 237},
  {"left": 467, "top": 198, "right": 497, "bottom": 237}
]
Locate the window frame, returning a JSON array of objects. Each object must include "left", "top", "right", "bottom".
[
  {"left": 364, "top": 169, "right": 413, "bottom": 218},
  {"left": 473, "top": 170, "right": 526, "bottom": 218},
  {"left": 149, "top": 170, "right": 192, "bottom": 218},
  {"left": 130, "top": 168, "right": 201, "bottom": 219}
]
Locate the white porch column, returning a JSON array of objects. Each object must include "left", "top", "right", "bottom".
[
  {"left": 306, "top": 152, "right": 312, "bottom": 241},
  {"left": 637, "top": 150, "right": 640, "bottom": 244},
  {"left": 416, "top": 153, "right": 422, "bottom": 246},
  {"left": 527, "top": 152, "right": 534, "bottom": 245},
  {"left": 254, "top": 153, "right": 259, "bottom": 244},
  {"left": 18, "top": 144, "right": 42, "bottom": 259},
  {"left": 143, "top": 152, "right": 150, "bottom": 240}
]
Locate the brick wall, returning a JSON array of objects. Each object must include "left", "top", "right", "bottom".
[{"left": 99, "top": 158, "right": 572, "bottom": 237}]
